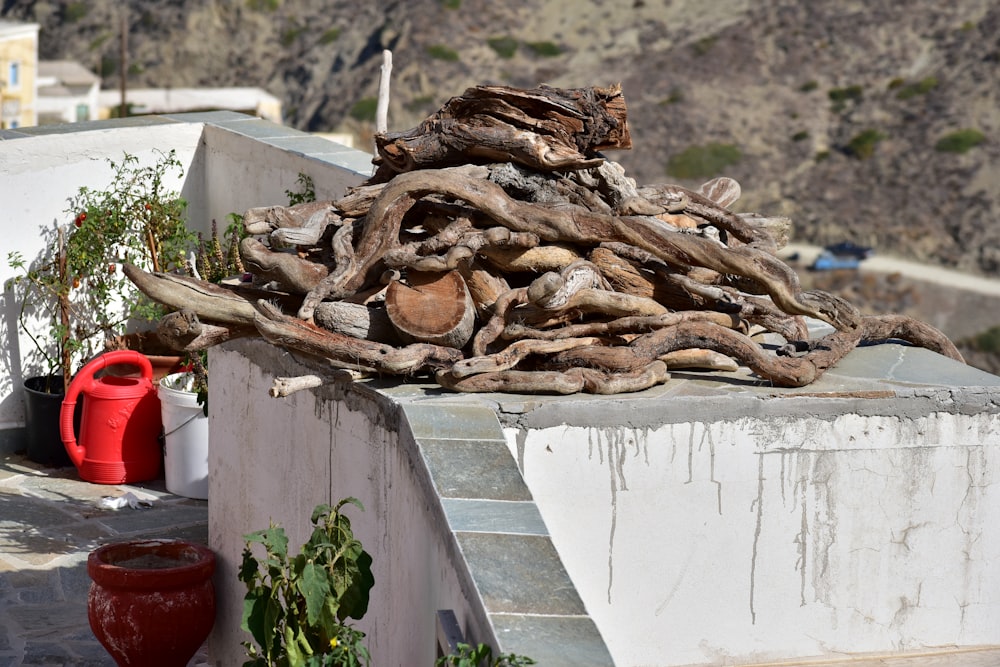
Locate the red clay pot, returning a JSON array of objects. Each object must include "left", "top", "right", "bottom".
[{"left": 87, "top": 540, "right": 216, "bottom": 667}]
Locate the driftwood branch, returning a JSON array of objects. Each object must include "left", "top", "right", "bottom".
[{"left": 124, "top": 83, "right": 963, "bottom": 396}]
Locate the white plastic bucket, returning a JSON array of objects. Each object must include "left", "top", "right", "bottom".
[{"left": 158, "top": 373, "right": 209, "bottom": 500}]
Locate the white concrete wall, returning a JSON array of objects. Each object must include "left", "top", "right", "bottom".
[
  {"left": 207, "top": 341, "right": 490, "bottom": 667},
  {"left": 505, "top": 413, "right": 1000, "bottom": 666}
]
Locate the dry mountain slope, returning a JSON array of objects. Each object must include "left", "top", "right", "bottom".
[{"left": 3, "top": 0, "right": 998, "bottom": 275}]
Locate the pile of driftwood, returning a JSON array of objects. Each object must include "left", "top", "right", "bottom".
[{"left": 126, "top": 84, "right": 961, "bottom": 395}]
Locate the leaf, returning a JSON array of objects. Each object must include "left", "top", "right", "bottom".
[
  {"left": 244, "top": 524, "right": 290, "bottom": 563},
  {"left": 335, "top": 496, "right": 365, "bottom": 514},
  {"left": 285, "top": 623, "right": 305, "bottom": 667},
  {"left": 310, "top": 503, "right": 333, "bottom": 525},
  {"left": 239, "top": 546, "right": 262, "bottom": 585},
  {"left": 241, "top": 587, "right": 269, "bottom": 646},
  {"left": 298, "top": 562, "right": 331, "bottom": 626},
  {"left": 264, "top": 594, "right": 284, "bottom": 658},
  {"left": 337, "top": 549, "right": 374, "bottom": 621}
]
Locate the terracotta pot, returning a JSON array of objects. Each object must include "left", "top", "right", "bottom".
[{"left": 87, "top": 540, "right": 216, "bottom": 667}]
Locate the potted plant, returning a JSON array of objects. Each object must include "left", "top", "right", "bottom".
[
  {"left": 6, "top": 149, "right": 198, "bottom": 465},
  {"left": 64, "top": 148, "right": 197, "bottom": 375},
  {"left": 239, "top": 500, "right": 375, "bottom": 667}
]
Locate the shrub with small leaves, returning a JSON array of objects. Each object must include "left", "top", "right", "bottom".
[
  {"left": 844, "top": 129, "right": 885, "bottom": 160},
  {"left": 487, "top": 36, "right": 519, "bottom": 59},
  {"left": 666, "top": 143, "right": 742, "bottom": 180},
  {"left": 427, "top": 44, "right": 460, "bottom": 61},
  {"left": 320, "top": 28, "right": 341, "bottom": 45},
  {"left": 934, "top": 128, "right": 985, "bottom": 154},
  {"left": 894, "top": 76, "right": 938, "bottom": 100},
  {"left": 349, "top": 98, "right": 378, "bottom": 122},
  {"left": 286, "top": 172, "right": 317, "bottom": 206},
  {"left": 524, "top": 41, "right": 562, "bottom": 57}
]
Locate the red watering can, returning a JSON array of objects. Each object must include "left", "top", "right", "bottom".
[{"left": 60, "top": 350, "right": 163, "bottom": 484}]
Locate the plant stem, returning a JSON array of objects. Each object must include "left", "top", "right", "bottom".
[{"left": 57, "top": 227, "right": 71, "bottom": 388}]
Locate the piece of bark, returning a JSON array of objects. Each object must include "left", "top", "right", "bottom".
[
  {"left": 271, "top": 208, "right": 337, "bottom": 247},
  {"left": 501, "top": 311, "right": 741, "bottom": 342},
  {"left": 480, "top": 244, "right": 581, "bottom": 273},
  {"left": 253, "top": 301, "right": 463, "bottom": 374},
  {"left": 437, "top": 360, "right": 669, "bottom": 395},
  {"left": 240, "top": 237, "right": 330, "bottom": 294},
  {"left": 372, "top": 83, "right": 631, "bottom": 180},
  {"left": 269, "top": 375, "right": 325, "bottom": 397},
  {"left": 630, "top": 320, "right": 864, "bottom": 387},
  {"left": 156, "top": 308, "right": 255, "bottom": 351},
  {"left": 313, "top": 301, "right": 400, "bottom": 344},
  {"left": 860, "top": 314, "right": 962, "bottom": 361},
  {"left": 697, "top": 177, "right": 741, "bottom": 208},
  {"left": 457, "top": 257, "right": 510, "bottom": 318},
  {"left": 450, "top": 337, "right": 603, "bottom": 378},
  {"left": 243, "top": 200, "right": 336, "bottom": 235},
  {"left": 385, "top": 270, "right": 475, "bottom": 348},
  {"left": 660, "top": 348, "right": 739, "bottom": 371},
  {"left": 123, "top": 263, "right": 258, "bottom": 324}
]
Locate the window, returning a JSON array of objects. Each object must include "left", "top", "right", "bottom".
[
  {"left": 76, "top": 103, "right": 89, "bottom": 122},
  {"left": 8, "top": 61, "right": 19, "bottom": 90}
]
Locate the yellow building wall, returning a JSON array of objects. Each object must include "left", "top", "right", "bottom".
[{"left": 0, "top": 23, "right": 39, "bottom": 129}]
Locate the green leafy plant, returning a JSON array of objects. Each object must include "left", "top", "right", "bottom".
[
  {"left": 320, "top": 28, "right": 342, "bottom": 45},
  {"left": 934, "top": 128, "right": 985, "bottom": 154},
  {"left": 524, "top": 41, "right": 561, "bottom": 57},
  {"left": 437, "top": 643, "right": 535, "bottom": 667},
  {"left": 894, "top": 76, "right": 938, "bottom": 100},
  {"left": 828, "top": 84, "right": 863, "bottom": 113},
  {"left": 487, "top": 36, "right": 519, "bottom": 59},
  {"left": 64, "top": 1, "right": 88, "bottom": 22},
  {"left": 844, "top": 128, "right": 885, "bottom": 159},
  {"left": 246, "top": 0, "right": 280, "bottom": 10},
  {"left": 963, "top": 325, "right": 1000, "bottom": 354},
  {"left": 240, "top": 500, "right": 375, "bottom": 667},
  {"left": 666, "top": 142, "right": 742, "bottom": 180},
  {"left": 349, "top": 98, "right": 378, "bottom": 123},
  {"left": 427, "top": 44, "right": 460, "bottom": 61},
  {"left": 286, "top": 173, "right": 317, "bottom": 206},
  {"left": 691, "top": 35, "right": 717, "bottom": 56}
]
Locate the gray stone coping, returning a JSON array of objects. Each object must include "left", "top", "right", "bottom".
[
  {"left": 401, "top": 402, "right": 615, "bottom": 666},
  {"left": 0, "top": 110, "right": 375, "bottom": 176}
]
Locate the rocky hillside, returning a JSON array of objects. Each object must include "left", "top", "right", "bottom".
[{"left": 4, "top": 0, "right": 998, "bottom": 275}]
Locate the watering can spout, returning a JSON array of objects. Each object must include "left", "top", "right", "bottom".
[{"left": 60, "top": 350, "right": 163, "bottom": 485}]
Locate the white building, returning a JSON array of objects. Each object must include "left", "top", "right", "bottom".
[
  {"left": 36, "top": 60, "right": 100, "bottom": 124},
  {"left": 98, "top": 86, "right": 282, "bottom": 124}
]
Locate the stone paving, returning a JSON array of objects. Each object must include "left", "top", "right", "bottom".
[{"left": 0, "top": 452, "right": 209, "bottom": 667}]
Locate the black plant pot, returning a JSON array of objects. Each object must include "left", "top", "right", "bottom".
[{"left": 23, "top": 375, "right": 73, "bottom": 467}]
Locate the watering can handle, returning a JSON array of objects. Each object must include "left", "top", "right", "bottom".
[{"left": 60, "top": 350, "right": 154, "bottom": 468}]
